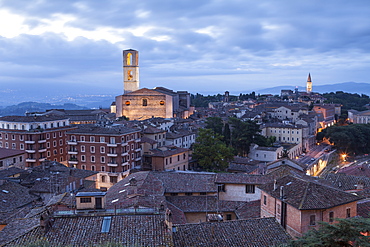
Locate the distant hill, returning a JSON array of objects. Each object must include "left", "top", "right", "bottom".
[
  {"left": 0, "top": 102, "right": 89, "bottom": 117},
  {"left": 255, "top": 82, "right": 370, "bottom": 96}
]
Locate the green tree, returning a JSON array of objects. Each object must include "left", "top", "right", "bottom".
[
  {"left": 192, "top": 129, "right": 234, "bottom": 171},
  {"left": 228, "top": 118, "right": 266, "bottom": 156},
  {"left": 290, "top": 217, "right": 370, "bottom": 247},
  {"left": 205, "top": 117, "right": 224, "bottom": 135}
]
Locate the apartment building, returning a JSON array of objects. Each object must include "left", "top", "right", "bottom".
[
  {"left": 66, "top": 124, "right": 141, "bottom": 189},
  {"left": 0, "top": 116, "right": 74, "bottom": 167}
]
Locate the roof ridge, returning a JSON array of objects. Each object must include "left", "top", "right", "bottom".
[{"left": 298, "top": 180, "right": 310, "bottom": 210}]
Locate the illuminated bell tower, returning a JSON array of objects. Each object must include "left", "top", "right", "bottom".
[
  {"left": 123, "top": 49, "right": 139, "bottom": 94},
  {"left": 306, "top": 73, "right": 312, "bottom": 93}
]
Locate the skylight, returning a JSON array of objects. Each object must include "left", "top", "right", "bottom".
[{"left": 101, "top": 216, "right": 112, "bottom": 233}]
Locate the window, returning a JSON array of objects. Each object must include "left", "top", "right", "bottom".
[
  {"left": 245, "top": 184, "right": 255, "bottom": 193},
  {"left": 185, "top": 192, "right": 193, "bottom": 196},
  {"left": 12, "top": 143, "right": 16, "bottom": 149},
  {"left": 46, "top": 133, "right": 50, "bottom": 139},
  {"left": 47, "top": 142, "right": 50, "bottom": 148},
  {"left": 59, "top": 140, "right": 63, "bottom": 145},
  {"left": 329, "top": 212, "right": 334, "bottom": 222},
  {"left": 90, "top": 146, "right": 95, "bottom": 153},
  {"left": 100, "top": 146, "right": 105, "bottom": 153},
  {"left": 226, "top": 214, "right": 232, "bottom": 221},
  {"left": 91, "top": 156, "right": 95, "bottom": 162},
  {"left": 277, "top": 204, "right": 281, "bottom": 214},
  {"left": 80, "top": 197, "right": 92, "bottom": 203},
  {"left": 101, "top": 175, "right": 106, "bottom": 183},
  {"left": 91, "top": 165, "right": 95, "bottom": 171},
  {"left": 60, "top": 148, "right": 63, "bottom": 154},
  {"left": 200, "top": 192, "right": 207, "bottom": 195},
  {"left": 0, "top": 142, "right": 2, "bottom": 148},
  {"left": 20, "top": 143, "right": 24, "bottom": 150},
  {"left": 346, "top": 208, "right": 351, "bottom": 218},
  {"left": 170, "top": 193, "right": 178, "bottom": 196},
  {"left": 263, "top": 195, "right": 267, "bottom": 205},
  {"left": 218, "top": 184, "right": 226, "bottom": 192},
  {"left": 20, "top": 135, "right": 24, "bottom": 141},
  {"left": 310, "top": 215, "right": 316, "bottom": 226},
  {"left": 100, "top": 137, "right": 105, "bottom": 142},
  {"left": 125, "top": 101, "right": 130, "bottom": 106},
  {"left": 110, "top": 176, "right": 117, "bottom": 184},
  {"left": 53, "top": 150, "right": 57, "bottom": 155},
  {"left": 159, "top": 100, "right": 165, "bottom": 105},
  {"left": 81, "top": 146, "right": 85, "bottom": 152},
  {"left": 81, "top": 136, "right": 85, "bottom": 142},
  {"left": 81, "top": 155, "right": 86, "bottom": 162},
  {"left": 53, "top": 141, "right": 56, "bottom": 147},
  {"left": 53, "top": 132, "right": 56, "bottom": 138},
  {"left": 11, "top": 134, "right": 15, "bottom": 140},
  {"left": 81, "top": 165, "right": 86, "bottom": 170},
  {"left": 90, "top": 136, "right": 95, "bottom": 142},
  {"left": 101, "top": 166, "right": 105, "bottom": 172},
  {"left": 47, "top": 151, "right": 50, "bottom": 157},
  {"left": 142, "top": 99, "right": 148, "bottom": 106},
  {"left": 101, "top": 156, "right": 105, "bottom": 163}
]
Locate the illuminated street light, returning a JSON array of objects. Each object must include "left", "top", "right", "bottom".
[{"left": 341, "top": 154, "right": 347, "bottom": 162}]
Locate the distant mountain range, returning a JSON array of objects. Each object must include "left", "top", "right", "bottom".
[
  {"left": 0, "top": 102, "right": 88, "bottom": 117},
  {"left": 255, "top": 82, "right": 370, "bottom": 96}
]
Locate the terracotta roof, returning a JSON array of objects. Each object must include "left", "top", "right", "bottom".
[
  {"left": 166, "top": 196, "right": 245, "bottom": 213},
  {"left": 0, "top": 181, "right": 39, "bottom": 219},
  {"left": 153, "top": 172, "right": 217, "bottom": 193},
  {"left": 0, "top": 115, "right": 68, "bottom": 122},
  {"left": 259, "top": 175, "right": 362, "bottom": 210},
  {"left": 140, "top": 136, "right": 158, "bottom": 144},
  {"left": 5, "top": 214, "right": 172, "bottom": 247},
  {"left": 215, "top": 173, "right": 269, "bottom": 185},
  {"left": 173, "top": 217, "right": 292, "bottom": 247},
  {"left": 0, "top": 148, "right": 25, "bottom": 159},
  {"left": 149, "top": 146, "right": 189, "bottom": 157},
  {"left": 323, "top": 173, "right": 370, "bottom": 191},
  {"left": 357, "top": 199, "right": 370, "bottom": 218},
  {"left": 0, "top": 167, "right": 26, "bottom": 178},
  {"left": 67, "top": 124, "right": 140, "bottom": 135},
  {"left": 339, "top": 163, "right": 370, "bottom": 178},
  {"left": 105, "top": 172, "right": 166, "bottom": 210},
  {"left": 143, "top": 125, "right": 165, "bottom": 134},
  {"left": 235, "top": 200, "right": 261, "bottom": 219}
]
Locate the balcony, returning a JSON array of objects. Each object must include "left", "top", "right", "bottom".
[
  {"left": 121, "top": 161, "right": 129, "bottom": 167},
  {"left": 25, "top": 149, "right": 36, "bottom": 153},
  {"left": 135, "top": 138, "right": 141, "bottom": 143},
  {"left": 39, "top": 148, "right": 47, "bottom": 153},
  {"left": 38, "top": 139, "right": 46, "bottom": 144},
  {"left": 67, "top": 140, "right": 77, "bottom": 145},
  {"left": 108, "top": 162, "right": 118, "bottom": 167},
  {"left": 135, "top": 157, "right": 142, "bottom": 161},
  {"left": 121, "top": 142, "right": 128, "bottom": 146},
  {"left": 68, "top": 150, "right": 78, "bottom": 155},
  {"left": 107, "top": 153, "right": 118, "bottom": 157},
  {"left": 135, "top": 148, "right": 141, "bottom": 152},
  {"left": 39, "top": 158, "right": 47, "bottom": 162},
  {"left": 25, "top": 140, "right": 35, "bottom": 144},
  {"left": 26, "top": 158, "right": 36, "bottom": 162},
  {"left": 107, "top": 143, "right": 117, "bottom": 147},
  {"left": 121, "top": 152, "right": 129, "bottom": 156},
  {"left": 68, "top": 159, "right": 78, "bottom": 165}
]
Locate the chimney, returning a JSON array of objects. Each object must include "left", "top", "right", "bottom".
[{"left": 280, "top": 186, "right": 284, "bottom": 200}]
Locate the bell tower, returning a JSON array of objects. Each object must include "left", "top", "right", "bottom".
[
  {"left": 123, "top": 49, "right": 139, "bottom": 94},
  {"left": 306, "top": 73, "right": 312, "bottom": 93}
]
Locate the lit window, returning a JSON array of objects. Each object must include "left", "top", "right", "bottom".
[
  {"left": 125, "top": 101, "right": 130, "bottom": 106},
  {"left": 160, "top": 101, "right": 165, "bottom": 105}
]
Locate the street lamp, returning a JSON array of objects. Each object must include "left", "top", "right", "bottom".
[{"left": 341, "top": 154, "right": 347, "bottom": 162}]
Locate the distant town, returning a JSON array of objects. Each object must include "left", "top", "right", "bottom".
[{"left": 1, "top": 50, "right": 370, "bottom": 246}]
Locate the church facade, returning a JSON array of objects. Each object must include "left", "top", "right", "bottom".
[{"left": 112, "top": 49, "right": 193, "bottom": 120}]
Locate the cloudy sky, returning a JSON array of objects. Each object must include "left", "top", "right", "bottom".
[{"left": 0, "top": 0, "right": 369, "bottom": 96}]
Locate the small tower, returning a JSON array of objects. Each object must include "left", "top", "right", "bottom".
[
  {"left": 123, "top": 49, "right": 139, "bottom": 94},
  {"left": 224, "top": 91, "right": 230, "bottom": 102},
  {"left": 306, "top": 73, "right": 312, "bottom": 93}
]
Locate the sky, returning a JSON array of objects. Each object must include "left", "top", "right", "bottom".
[{"left": 0, "top": 0, "right": 370, "bottom": 97}]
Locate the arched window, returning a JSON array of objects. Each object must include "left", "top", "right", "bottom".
[
  {"left": 127, "top": 70, "right": 133, "bottom": 80},
  {"left": 127, "top": 53, "right": 132, "bottom": 65},
  {"left": 159, "top": 100, "right": 165, "bottom": 105},
  {"left": 125, "top": 101, "right": 131, "bottom": 106},
  {"left": 142, "top": 99, "right": 148, "bottom": 106}
]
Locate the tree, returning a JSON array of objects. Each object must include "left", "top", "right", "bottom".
[
  {"left": 192, "top": 129, "right": 234, "bottom": 171},
  {"left": 205, "top": 117, "right": 224, "bottom": 136},
  {"left": 290, "top": 217, "right": 370, "bottom": 247},
  {"left": 228, "top": 118, "right": 266, "bottom": 156}
]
